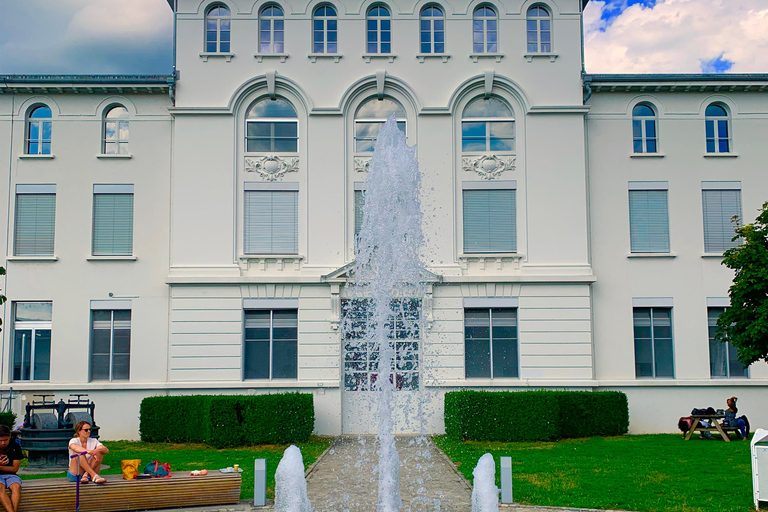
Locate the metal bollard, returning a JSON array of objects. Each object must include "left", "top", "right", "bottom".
[
  {"left": 254, "top": 458, "right": 267, "bottom": 506},
  {"left": 500, "top": 456, "right": 513, "bottom": 504}
]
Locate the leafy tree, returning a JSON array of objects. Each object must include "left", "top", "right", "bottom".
[{"left": 716, "top": 202, "right": 768, "bottom": 366}]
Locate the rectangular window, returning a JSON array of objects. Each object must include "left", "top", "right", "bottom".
[
  {"left": 464, "top": 308, "right": 518, "bottom": 379},
  {"left": 92, "top": 185, "right": 134, "bottom": 256},
  {"left": 354, "top": 121, "right": 406, "bottom": 153},
  {"left": 14, "top": 185, "right": 56, "bottom": 257},
  {"left": 463, "top": 185, "right": 516, "bottom": 253},
  {"left": 12, "top": 302, "right": 52, "bottom": 381},
  {"left": 90, "top": 309, "right": 131, "bottom": 381},
  {"left": 354, "top": 189, "right": 365, "bottom": 238},
  {"left": 702, "top": 187, "right": 741, "bottom": 253},
  {"left": 244, "top": 309, "right": 298, "bottom": 379},
  {"left": 633, "top": 307, "right": 674, "bottom": 378},
  {"left": 708, "top": 307, "right": 747, "bottom": 378},
  {"left": 628, "top": 186, "right": 669, "bottom": 253},
  {"left": 246, "top": 121, "right": 298, "bottom": 153},
  {"left": 244, "top": 187, "right": 298, "bottom": 254}
]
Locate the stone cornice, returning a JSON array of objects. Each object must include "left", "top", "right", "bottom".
[{"left": 0, "top": 75, "right": 173, "bottom": 94}]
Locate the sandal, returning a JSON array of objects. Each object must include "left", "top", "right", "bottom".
[
  {"left": 80, "top": 475, "right": 90, "bottom": 484},
  {"left": 92, "top": 475, "right": 107, "bottom": 484}
]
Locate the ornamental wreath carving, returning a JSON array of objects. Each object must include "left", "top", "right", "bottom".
[
  {"left": 462, "top": 155, "right": 516, "bottom": 180},
  {"left": 354, "top": 157, "right": 372, "bottom": 173},
  {"left": 245, "top": 155, "right": 299, "bottom": 181}
]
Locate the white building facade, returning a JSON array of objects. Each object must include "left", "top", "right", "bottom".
[{"left": 0, "top": 0, "right": 766, "bottom": 439}]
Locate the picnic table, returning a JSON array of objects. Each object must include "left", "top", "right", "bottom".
[{"left": 684, "top": 414, "right": 741, "bottom": 442}]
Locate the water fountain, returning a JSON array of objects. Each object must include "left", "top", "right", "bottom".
[
  {"left": 273, "top": 445, "right": 312, "bottom": 512},
  {"left": 471, "top": 454, "right": 499, "bottom": 512}
]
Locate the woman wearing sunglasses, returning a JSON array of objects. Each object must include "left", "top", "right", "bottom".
[{"left": 67, "top": 421, "right": 108, "bottom": 484}]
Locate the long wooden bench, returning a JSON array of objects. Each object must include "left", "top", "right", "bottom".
[{"left": 15, "top": 472, "right": 241, "bottom": 512}]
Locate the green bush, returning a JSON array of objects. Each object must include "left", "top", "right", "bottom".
[
  {"left": 139, "top": 393, "right": 314, "bottom": 447},
  {"left": 444, "top": 390, "right": 628, "bottom": 442},
  {"left": 0, "top": 412, "right": 16, "bottom": 431}
]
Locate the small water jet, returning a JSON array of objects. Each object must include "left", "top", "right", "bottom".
[
  {"left": 274, "top": 445, "right": 312, "bottom": 512},
  {"left": 471, "top": 453, "right": 499, "bottom": 512}
]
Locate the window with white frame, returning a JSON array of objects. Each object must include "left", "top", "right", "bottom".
[
  {"left": 420, "top": 5, "right": 445, "bottom": 54},
  {"left": 313, "top": 4, "right": 338, "bottom": 53},
  {"left": 705, "top": 103, "right": 731, "bottom": 153},
  {"left": 244, "top": 183, "right": 298, "bottom": 254},
  {"left": 246, "top": 97, "right": 298, "bottom": 153},
  {"left": 702, "top": 184, "right": 741, "bottom": 253},
  {"left": 90, "top": 307, "right": 131, "bottom": 381},
  {"left": 244, "top": 308, "right": 298, "bottom": 379},
  {"left": 632, "top": 103, "right": 658, "bottom": 154},
  {"left": 463, "top": 182, "right": 516, "bottom": 253},
  {"left": 354, "top": 185, "right": 366, "bottom": 238},
  {"left": 708, "top": 306, "right": 747, "bottom": 378},
  {"left": 12, "top": 302, "right": 52, "bottom": 382},
  {"left": 354, "top": 97, "right": 406, "bottom": 153},
  {"left": 472, "top": 5, "right": 497, "bottom": 53},
  {"left": 205, "top": 4, "right": 231, "bottom": 53},
  {"left": 633, "top": 306, "right": 674, "bottom": 378},
  {"left": 366, "top": 5, "right": 391, "bottom": 54},
  {"left": 92, "top": 185, "right": 134, "bottom": 256},
  {"left": 259, "top": 4, "right": 285, "bottom": 54},
  {"left": 26, "top": 105, "right": 52, "bottom": 155},
  {"left": 103, "top": 105, "right": 129, "bottom": 155},
  {"left": 461, "top": 96, "right": 515, "bottom": 152},
  {"left": 465, "top": 307, "right": 518, "bottom": 379},
  {"left": 628, "top": 183, "right": 669, "bottom": 253},
  {"left": 526, "top": 5, "right": 552, "bottom": 53},
  {"left": 14, "top": 184, "right": 56, "bottom": 257}
]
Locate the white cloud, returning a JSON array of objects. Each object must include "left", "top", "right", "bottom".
[
  {"left": 64, "top": 0, "right": 172, "bottom": 44},
  {"left": 585, "top": 0, "right": 768, "bottom": 73}
]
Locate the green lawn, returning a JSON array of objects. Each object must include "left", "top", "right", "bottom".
[
  {"left": 433, "top": 434, "right": 756, "bottom": 512},
  {"left": 20, "top": 437, "right": 332, "bottom": 499}
]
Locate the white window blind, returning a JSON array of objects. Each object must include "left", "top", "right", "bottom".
[
  {"left": 629, "top": 189, "right": 669, "bottom": 253},
  {"left": 245, "top": 190, "right": 298, "bottom": 254},
  {"left": 702, "top": 189, "right": 741, "bottom": 253},
  {"left": 14, "top": 192, "right": 56, "bottom": 256},
  {"left": 93, "top": 192, "right": 134, "bottom": 256},
  {"left": 354, "top": 189, "right": 365, "bottom": 237},
  {"left": 463, "top": 189, "right": 516, "bottom": 253}
]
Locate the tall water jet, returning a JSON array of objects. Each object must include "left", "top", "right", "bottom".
[
  {"left": 274, "top": 445, "right": 312, "bottom": 512},
  {"left": 471, "top": 453, "right": 500, "bottom": 512},
  {"left": 345, "top": 115, "right": 426, "bottom": 512}
]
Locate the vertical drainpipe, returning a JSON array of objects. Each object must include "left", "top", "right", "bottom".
[
  {"left": 165, "top": 0, "right": 179, "bottom": 385},
  {"left": 1, "top": 89, "right": 15, "bottom": 386},
  {"left": 170, "top": 0, "right": 178, "bottom": 105}
]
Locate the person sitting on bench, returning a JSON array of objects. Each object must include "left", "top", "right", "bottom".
[
  {"left": 724, "top": 396, "right": 749, "bottom": 440},
  {"left": 0, "top": 426, "right": 22, "bottom": 512},
  {"left": 68, "top": 421, "right": 108, "bottom": 484}
]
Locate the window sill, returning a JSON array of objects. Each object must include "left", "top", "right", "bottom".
[
  {"left": 199, "top": 52, "right": 234, "bottom": 62},
  {"left": 470, "top": 53, "right": 503, "bottom": 63},
  {"left": 254, "top": 53, "right": 289, "bottom": 63},
  {"left": 524, "top": 53, "right": 558, "bottom": 63},
  {"left": 459, "top": 253, "right": 523, "bottom": 272},
  {"left": 627, "top": 252, "right": 677, "bottom": 258},
  {"left": 6, "top": 256, "right": 58, "bottom": 262},
  {"left": 416, "top": 54, "right": 450, "bottom": 63},
  {"left": 704, "top": 152, "right": 738, "bottom": 158},
  {"left": 19, "top": 154, "right": 54, "bottom": 160},
  {"left": 87, "top": 256, "right": 137, "bottom": 261},
  {"left": 701, "top": 253, "right": 725, "bottom": 258},
  {"left": 308, "top": 54, "right": 341, "bottom": 63},
  {"left": 362, "top": 53, "right": 396, "bottom": 63},
  {"left": 630, "top": 153, "right": 665, "bottom": 158},
  {"left": 96, "top": 154, "right": 132, "bottom": 159},
  {"left": 239, "top": 254, "right": 304, "bottom": 272}
]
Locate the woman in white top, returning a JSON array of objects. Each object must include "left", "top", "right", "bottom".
[{"left": 68, "top": 421, "right": 108, "bottom": 484}]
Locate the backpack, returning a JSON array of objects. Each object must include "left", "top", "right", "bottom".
[{"left": 144, "top": 461, "right": 171, "bottom": 478}]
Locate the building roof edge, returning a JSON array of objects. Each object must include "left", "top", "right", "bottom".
[
  {"left": 0, "top": 74, "right": 174, "bottom": 85},
  {"left": 585, "top": 73, "right": 768, "bottom": 83}
]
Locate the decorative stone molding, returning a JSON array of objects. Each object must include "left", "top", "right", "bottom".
[
  {"left": 462, "top": 155, "right": 516, "bottom": 180},
  {"left": 245, "top": 155, "right": 299, "bottom": 181},
  {"left": 458, "top": 254, "right": 523, "bottom": 274},
  {"left": 354, "top": 157, "right": 372, "bottom": 173},
  {"left": 238, "top": 255, "right": 304, "bottom": 272}
]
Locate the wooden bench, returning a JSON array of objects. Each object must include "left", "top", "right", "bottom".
[
  {"left": 684, "top": 414, "right": 744, "bottom": 442},
  {"left": 15, "top": 472, "right": 241, "bottom": 512}
]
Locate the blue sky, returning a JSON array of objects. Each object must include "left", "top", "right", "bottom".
[{"left": 0, "top": 0, "right": 766, "bottom": 75}]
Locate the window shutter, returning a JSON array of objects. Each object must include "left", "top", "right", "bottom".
[
  {"left": 245, "top": 190, "right": 298, "bottom": 254},
  {"left": 702, "top": 189, "right": 741, "bottom": 253},
  {"left": 93, "top": 194, "right": 134, "bottom": 256},
  {"left": 14, "top": 194, "right": 56, "bottom": 256},
  {"left": 463, "top": 189, "right": 515, "bottom": 253},
  {"left": 629, "top": 190, "right": 669, "bottom": 252}
]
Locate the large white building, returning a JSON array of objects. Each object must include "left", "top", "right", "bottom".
[{"left": 1, "top": 0, "right": 766, "bottom": 439}]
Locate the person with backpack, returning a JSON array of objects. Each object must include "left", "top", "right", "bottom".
[
  {"left": 0, "top": 425, "right": 22, "bottom": 512},
  {"left": 723, "top": 396, "right": 750, "bottom": 440},
  {"left": 68, "top": 421, "right": 108, "bottom": 484}
]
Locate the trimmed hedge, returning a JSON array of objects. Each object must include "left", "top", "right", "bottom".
[
  {"left": 444, "top": 390, "right": 628, "bottom": 442},
  {"left": 140, "top": 393, "right": 314, "bottom": 448}
]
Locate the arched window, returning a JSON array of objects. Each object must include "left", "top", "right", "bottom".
[
  {"left": 472, "top": 5, "right": 497, "bottom": 54},
  {"left": 313, "top": 5, "right": 338, "bottom": 54},
  {"left": 461, "top": 97, "right": 514, "bottom": 152},
  {"left": 26, "top": 105, "right": 52, "bottom": 155},
  {"left": 260, "top": 5, "right": 285, "bottom": 54},
  {"left": 205, "top": 4, "right": 231, "bottom": 53},
  {"left": 632, "top": 103, "right": 658, "bottom": 154},
  {"left": 420, "top": 5, "right": 445, "bottom": 54},
  {"left": 705, "top": 103, "right": 731, "bottom": 153},
  {"left": 366, "top": 5, "right": 391, "bottom": 54},
  {"left": 354, "top": 97, "right": 406, "bottom": 152},
  {"left": 103, "top": 105, "right": 130, "bottom": 155},
  {"left": 526, "top": 5, "right": 551, "bottom": 53},
  {"left": 246, "top": 98, "right": 298, "bottom": 152}
]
